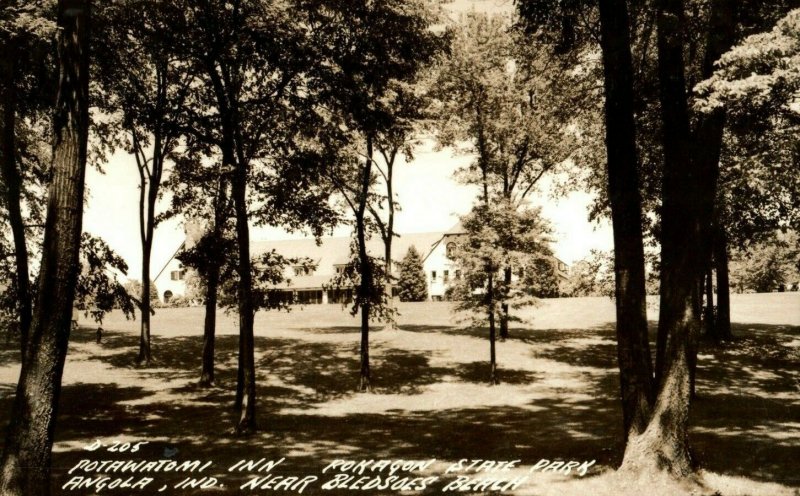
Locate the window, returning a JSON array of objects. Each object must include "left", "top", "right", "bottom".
[
  {"left": 431, "top": 270, "right": 437, "bottom": 281},
  {"left": 443, "top": 270, "right": 449, "bottom": 282},
  {"left": 446, "top": 242, "right": 457, "bottom": 259},
  {"left": 170, "top": 269, "right": 186, "bottom": 281},
  {"left": 455, "top": 269, "right": 462, "bottom": 280},
  {"left": 294, "top": 266, "right": 311, "bottom": 277}
]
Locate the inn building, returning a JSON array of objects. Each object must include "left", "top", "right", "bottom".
[{"left": 155, "top": 222, "right": 569, "bottom": 304}]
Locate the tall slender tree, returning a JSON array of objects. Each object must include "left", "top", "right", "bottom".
[
  {"left": 434, "top": 13, "right": 576, "bottom": 340},
  {"left": 0, "top": 0, "right": 91, "bottom": 493},
  {"left": 0, "top": 0, "right": 56, "bottom": 360},
  {"left": 307, "top": 0, "right": 446, "bottom": 391},
  {"left": 95, "top": 0, "right": 196, "bottom": 365}
]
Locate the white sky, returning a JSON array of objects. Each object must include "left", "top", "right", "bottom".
[
  {"left": 82, "top": 0, "right": 613, "bottom": 282},
  {"left": 83, "top": 139, "right": 613, "bottom": 283}
]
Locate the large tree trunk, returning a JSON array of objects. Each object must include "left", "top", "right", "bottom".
[
  {"left": 714, "top": 223, "right": 732, "bottom": 340},
  {"left": 0, "top": 41, "right": 32, "bottom": 359},
  {"left": 622, "top": 0, "right": 698, "bottom": 476},
  {"left": 0, "top": 2, "right": 90, "bottom": 494},
  {"left": 597, "top": 0, "right": 654, "bottom": 440}
]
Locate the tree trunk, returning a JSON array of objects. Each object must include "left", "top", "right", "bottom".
[
  {"left": 232, "top": 165, "right": 256, "bottom": 434},
  {"left": 200, "top": 264, "right": 219, "bottom": 386},
  {"left": 597, "top": 0, "right": 654, "bottom": 440},
  {"left": 200, "top": 178, "right": 228, "bottom": 387},
  {"left": 499, "top": 267, "right": 511, "bottom": 340},
  {"left": 487, "top": 272, "right": 498, "bottom": 385},
  {"left": 356, "top": 139, "right": 374, "bottom": 392},
  {"left": 693, "top": 0, "right": 737, "bottom": 341},
  {"left": 384, "top": 152, "right": 396, "bottom": 330},
  {"left": 0, "top": 41, "right": 32, "bottom": 359},
  {"left": 714, "top": 224, "right": 732, "bottom": 340},
  {"left": 138, "top": 250, "right": 153, "bottom": 365},
  {"left": 0, "top": 2, "right": 90, "bottom": 494},
  {"left": 622, "top": 0, "right": 698, "bottom": 476},
  {"left": 704, "top": 265, "right": 715, "bottom": 339},
  {"left": 136, "top": 147, "right": 162, "bottom": 365}
]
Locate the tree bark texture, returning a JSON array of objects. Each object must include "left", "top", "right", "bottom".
[
  {"left": 233, "top": 163, "right": 256, "bottom": 434},
  {"left": 357, "top": 139, "right": 374, "bottom": 392},
  {"left": 200, "top": 180, "right": 228, "bottom": 387},
  {"left": 714, "top": 224, "right": 732, "bottom": 340},
  {"left": 500, "top": 267, "right": 511, "bottom": 340},
  {"left": 488, "top": 272, "right": 498, "bottom": 385},
  {"left": 0, "top": 40, "right": 32, "bottom": 359},
  {"left": 693, "top": 0, "right": 737, "bottom": 293},
  {"left": 597, "top": 0, "right": 654, "bottom": 440},
  {"left": 383, "top": 149, "right": 396, "bottom": 329},
  {"left": 622, "top": 0, "right": 698, "bottom": 476},
  {"left": 0, "top": 2, "right": 90, "bottom": 494}
]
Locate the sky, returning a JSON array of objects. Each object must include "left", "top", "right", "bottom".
[{"left": 81, "top": 0, "right": 613, "bottom": 283}]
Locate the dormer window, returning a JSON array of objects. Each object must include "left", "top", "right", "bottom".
[
  {"left": 294, "top": 266, "right": 312, "bottom": 277},
  {"left": 446, "top": 242, "right": 457, "bottom": 259}
]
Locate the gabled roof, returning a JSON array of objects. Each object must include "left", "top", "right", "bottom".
[{"left": 444, "top": 220, "right": 466, "bottom": 235}]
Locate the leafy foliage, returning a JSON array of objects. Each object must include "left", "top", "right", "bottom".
[
  {"left": 74, "top": 234, "right": 136, "bottom": 324},
  {"left": 561, "top": 249, "right": 616, "bottom": 298},
  {"left": 524, "top": 256, "right": 561, "bottom": 298},
  {"left": 177, "top": 228, "right": 316, "bottom": 313},
  {"left": 449, "top": 200, "right": 553, "bottom": 326},
  {"left": 396, "top": 246, "right": 428, "bottom": 302},
  {"left": 325, "top": 240, "right": 397, "bottom": 323},
  {"left": 729, "top": 231, "right": 800, "bottom": 292},
  {"left": 695, "top": 9, "right": 800, "bottom": 246},
  {"left": 123, "top": 279, "right": 159, "bottom": 306}
]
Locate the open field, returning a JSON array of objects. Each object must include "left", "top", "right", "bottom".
[{"left": 0, "top": 293, "right": 797, "bottom": 495}]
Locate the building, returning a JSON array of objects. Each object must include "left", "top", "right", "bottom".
[{"left": 155, "top": 222, "right": 569, "bottom": 303}]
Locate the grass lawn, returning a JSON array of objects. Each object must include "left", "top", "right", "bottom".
[{"left": 0, "top": 293, "right": 797, "bottom": 495}]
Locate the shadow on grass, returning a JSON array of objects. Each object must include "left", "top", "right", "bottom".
[{"left": 0, "top": 322, "right": 797, "bottom": 493}]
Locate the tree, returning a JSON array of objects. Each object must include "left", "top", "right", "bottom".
[
  {"left": 94, "top": 0, "right": 196, "bottom": 365},
  {"left": 449, "top": 200, "right": 552, "bottom": 384},
  {"left": 618, "top": 0, "right": 701, "bottom": 476},
  {"left": 524, "top": 256, "right": 560, "bottom": 298},
  {"left": 397, "top": 246, "right": 428, "bottom": 302},
  {"left": 164, "top": 0, "right": 314, "bottom": 433},
  {"left": 695, "top": 8, "right": 800, "bottom": 336},
  {"left": 0, "top": 0, "right": 56, "bottom": 359},
  {"left": 123, "top": 278, "right": 159, "bottom": 306},
  {"left": 727, "top": 232, "right": 800, "bottom": 293},
  {"left": 434, "top": 12, "right": 577, "bottom": 340},
  {"left": 0, "top": 1, "right": 90, "bottom": 494},
  {"left": 308, "top": 0, "right": 445, "bottom": 391},
  {"left": 561, "top": 250, "right": 616, "bottom": 298}
]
